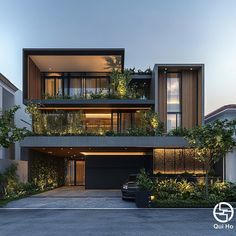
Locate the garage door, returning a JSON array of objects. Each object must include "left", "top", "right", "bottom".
[{"left": 85, "top": 155, "right": 152, "bottom": 189}]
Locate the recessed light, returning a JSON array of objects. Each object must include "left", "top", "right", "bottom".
[
  {"left": 190, "top": 68, "right": 193, "bottom": 71},
  {"left": 68, "top": 152, "right": 70, "bottom": 154},
  {"left": 164, "top": 68, "right": 168, "bottom": 71},
  {"left": 70, "top": 148, "right": 73, "bottom": 150}
]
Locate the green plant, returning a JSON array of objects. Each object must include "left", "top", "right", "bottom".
[
  {"left": 110, "top": 70, "right": 131, "bottom": 98},
  {"left": 0, "top": 106, "right": 29, "bottom": 148},
  {"left": 168, "top": 127, "right": 189, "bottom": 136},
  {"left": 137, "top": 169, "right": 154, "bottom": 191},
  {"left": 185, "top": 119, "right": 236, "bottom": 199}
]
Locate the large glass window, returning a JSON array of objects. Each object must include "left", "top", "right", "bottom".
[
  {"left": 85, "top": 78, "right": 96, "bottom": 98},
  {"left": 45, "top": 78, "right": 62, "bottom": 97},
  {"left": 166, "top": 73, "right": 181, "bottom": 132},
  {"left": 69, "top": 78, "right": 82, "bottom": 98},
  {"left": 43, "top": 73, "right": 110, "bottom": 99}
]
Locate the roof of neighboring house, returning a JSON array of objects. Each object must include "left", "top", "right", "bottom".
[
  {"left": 205, "top": 104, "right": 236, "bottom": 120},
  {"left": 0, "top": 73, "right": 18, "bottom": 92}
]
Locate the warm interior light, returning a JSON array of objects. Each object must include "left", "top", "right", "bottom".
[
  {"left": 85, "top": 113, "right": 111, "bottom": 119},
  {"left": 80, "top": 152, "right": 147, "bottom": 156},
  {"left": 39, "top": 107, "right": 151, "bottom": 110}
]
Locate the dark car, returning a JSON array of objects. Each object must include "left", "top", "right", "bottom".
[{"left": 121, "top": 174, "right": 138, "bottom": 200}]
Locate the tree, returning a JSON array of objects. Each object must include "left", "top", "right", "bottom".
[
  {"left": 110, "top": 70, "right": 131, "bottom": 98},
  {"left": 0, "top": 106, "right": 29, "bottom": 148},
  {"left": 185, "top": 119, "right": 236, "bottom": 198}
]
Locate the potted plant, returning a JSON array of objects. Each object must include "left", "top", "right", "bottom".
[{"left": 136, "top": 169, "right": 154, "bottom": 208}]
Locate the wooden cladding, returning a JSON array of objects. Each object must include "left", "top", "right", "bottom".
[
  {"left": 28, "top": 57, "right": 41, "bottom": 100},
  {"left": 158, "top": 72, "right": 167, "bottom": 129},
  {"left": 158, "top": 68, "right": 203, "bottom": 130},
  {"left": 182, "top": 71, "right": 198, "bottom": 128}
]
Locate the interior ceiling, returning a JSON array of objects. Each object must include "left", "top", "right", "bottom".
[
  {"left": 32, "top": 147, "right": 152, "bottom": 158},
  {"left": 30, "top": 55, "right": 121, "bottom": 72}
]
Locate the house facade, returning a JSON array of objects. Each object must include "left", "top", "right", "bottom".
[
  {"left": 20, "top": 48, "right": 205, "bottom": 189},
  {"left": 0, "top": 73, "right": 31, "bottom": 182},
  {"left": 205, "top": 104, "right": 236, "bottom": 183}
]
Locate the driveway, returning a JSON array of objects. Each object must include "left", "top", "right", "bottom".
[{"left": 4, "top": 186, "right": 136, "bottom": 209}]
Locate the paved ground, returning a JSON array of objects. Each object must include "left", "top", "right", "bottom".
[
  {"left": 0, "top": 209, "right": 235, "bottom": 236},
  {"left": 4, "top": 186, "right": 136, "bottom": 208}
]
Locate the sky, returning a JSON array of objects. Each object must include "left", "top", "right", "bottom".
[{"left": 0, "top": 0, "right": 236, "bottom": 114}]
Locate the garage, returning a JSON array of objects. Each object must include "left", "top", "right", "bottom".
[{"left": 85, "top": 155, "right": 153, "bottom": 189}]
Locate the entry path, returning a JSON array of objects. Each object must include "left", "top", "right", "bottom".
[{"left": 4, "top": 186, "right": 136, "bottom": 209}]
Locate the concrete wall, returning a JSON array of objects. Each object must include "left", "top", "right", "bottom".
[
  {"left": 0, "top": 159, "right": 28, "bottom": 183},
  {"left": 20, "top": 136, "right": 188, "bottom": 148}
]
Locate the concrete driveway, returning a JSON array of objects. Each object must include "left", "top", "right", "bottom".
[{"left": 4, "top": 186, "right": 136, "bottom": 209}]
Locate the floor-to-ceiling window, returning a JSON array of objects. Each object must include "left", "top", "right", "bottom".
[
  {"left": 44, "top": 77, "right": 62, "bottom": 97},
  {"left": 167, "top": 73, "right": 181, "bottom": 132},
  {"left": 43, "top": 73, "right": 110, "bottom": 99}
]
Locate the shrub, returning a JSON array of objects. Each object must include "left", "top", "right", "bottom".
[{"left": 137, "top": 169, "right": 154, "bottom": 191}]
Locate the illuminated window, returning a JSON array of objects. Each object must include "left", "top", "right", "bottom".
[
  {"left": 166, "top": 73, "right": 181, "bottom": 132},
  {"left": 45, "top": 78, "right": 62, "bottom": 97}
]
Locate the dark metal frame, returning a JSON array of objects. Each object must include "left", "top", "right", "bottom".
[{"left": 23, "top": 48, "right": 125, "bottom": 102}]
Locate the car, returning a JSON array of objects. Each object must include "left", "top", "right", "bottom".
[{"left": 121, "top": 174, "right": 138, "bottom": 200}]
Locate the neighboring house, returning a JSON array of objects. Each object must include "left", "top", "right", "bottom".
[
  {"left": 0, "top": 73, "right": 31, "bottom": 182},
  {"left": 21, "top": 48, "right": 204, "bottom": 189},
  {"left": 205, "top": 104, "right": 236, "bottom": 183}
]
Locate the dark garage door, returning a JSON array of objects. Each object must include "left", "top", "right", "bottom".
[{"left": 85, "top": 155, "right": 152, "bottom": 189}]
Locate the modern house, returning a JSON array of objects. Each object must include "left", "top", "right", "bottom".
[
  {"left": 205, "top": 104, "right": 236, "bottom": 183},
  {"left": 20, "top": 48, "right": 205, "bottom": 189},
  {"left": 0, "top": 73, "right": 31, "bottom": 182}
]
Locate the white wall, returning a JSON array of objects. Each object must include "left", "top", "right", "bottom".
[
  {"left": 0, "top": 82, "right": 31, "bottom": 160},
  {"left": 0, "top": 82, "right": 15, "bottom": 160},
  {"left": 14, "top": 90, "right": 32, "bottom": 160},
  {"left": 225, "top": 148, "right": 236, "bottom": 183},
  {"left": 205, "top": 109, "right": 236, "bottom": 183}
]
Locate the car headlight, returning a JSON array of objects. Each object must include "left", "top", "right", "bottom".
[{"left": 123, "top": 184, "right": 128, "bottom": 189}]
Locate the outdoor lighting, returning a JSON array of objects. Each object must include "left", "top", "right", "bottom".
[
  {"left": 151, "top": 117, "right": 158, "bottom": 129},
  {"left": 150, "top": 195, "right": 155, "bottom": 201},
  {"left": 122, "top": 184, "right": 128, "bottom": 189}
]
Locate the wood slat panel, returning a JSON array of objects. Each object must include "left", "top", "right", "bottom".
[
  {"left": 182, "top": 71, "right": 198, "bottom": 128},
  {"left": 28, "top": 58, "right": 41, "bottom": 100},
  {"left": 158, "top": 72, "right": 167, "bottom": 129}
]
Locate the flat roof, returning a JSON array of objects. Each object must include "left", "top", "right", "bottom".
[{"left": 24, "top": 48, "right": 125, "bottom": 73}]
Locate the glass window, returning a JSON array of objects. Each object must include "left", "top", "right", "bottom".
[
  {"left": 55, "top": 78, "right": 62, "bottom": 96},
  {"left": 97, "top": 78, "right": 109, "bottom": 94},
  {"left": 69, "top": 78, "right": 82, "bottom": 98},
  {"left": 85, "top": 79, "right": 96, "bottom": 97},
  {"left": 45, "top": 78, "right": 62, "bottom": 97},
  {"left": 167, "top": 113, "right": 181, "bottom": 132},
  {"left": 167, "top": 73, "right": 180, "bottom": 112},
  {"left": 45, "top": 79, "right": 54, "bottom": 96},
  {"left": 166, "top": 73, "right": 181, "bottom": 132}
]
